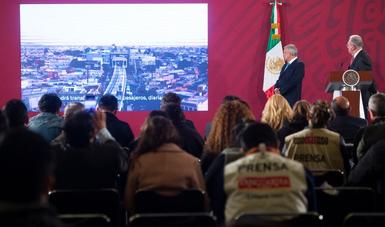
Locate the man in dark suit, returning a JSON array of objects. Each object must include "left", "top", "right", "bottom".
[
  {"left": 274, "top": 44, "right": 305, "bottom": 107},
  {"left": 97, "top": 94, "right": 134, "bottom": 148},
  {"left": 347, "top": 34, "right": 377, "bottom": 119},
  {"left": 329, "top": 96, "right": 367, "bottom": 144}
]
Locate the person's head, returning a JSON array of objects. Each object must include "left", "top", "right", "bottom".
[
  {"left": 368, "top": 93, "right": 385, "bottom": 119},
  {"left": 347, "top": 35, "right": 364, "bottom": 55},
  {"left": 283, "top": 44, "right": 298, "bottom": 62},
  {"left": 332, "top": 96, "right": 350, "bottom": 116},
  {"left": 161, "top": 103, "right": 184, "bottom": 124},
  {"left": 134, "top": 116, "right": 180, "bottom": 157},
  {"left": 308, "top": 100, "right": 334, "bottom": 128},
  {"left": 63, "top": 111, "right": 94, "bottom": 148},
  {"left": 239, "top": 122, "right": 278, "bottom": 152},
  {"left": 261, "top": 94, "right": 293, "bottom": 131},
  {"left": 38, "top": 93, "right": 62, "bottom": 114},
  {"left": 291, "top": 100, "right": 311, "bottom": 121},
  {"left": 3, "top": 99, "right": 28, "bottom": 128},
  {"left": 161, "top": 92, "right": 181, "bottom": 106},
  {"left": 63, "top": 102, "right": 85, "bottom": 119},
  {"left": 205, "top": 100, "right": 255, "bottom": 154},
  {"left": 0, "top": 128, "right": 53, "bottom": 203},
  {"left": 222, "top": 95, "right": 241, "bottom": 103},
  {"left": 98, "top": 94, "right": 118, "bottom": 113}
]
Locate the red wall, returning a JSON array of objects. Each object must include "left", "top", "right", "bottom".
[{"left": 1, "top": 0, "right": 385, "bottom": 136}]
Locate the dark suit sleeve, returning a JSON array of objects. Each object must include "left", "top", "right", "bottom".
[{"left": 276, "top": 61, "right": 305, "bottom": 96}]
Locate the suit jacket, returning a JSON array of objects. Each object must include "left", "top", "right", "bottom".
[
  {"left": 348, "top": 50, "right": 377, "bottom": 118},
  {"left": 105, "top": 112, "right": 134, "bottom": 148},
  {"left": 328, "top": 115, "right": 367, "bottom": 144},
  {"left": 275, "top": 58, "right": 305, "bottom": 107}
]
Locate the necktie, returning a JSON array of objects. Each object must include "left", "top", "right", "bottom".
[
  {"left": 284, "top": 63, "right": 290, "bottom": 71},
  {"left": 350, "top": 57, "right": 354, "bottom": 66}
]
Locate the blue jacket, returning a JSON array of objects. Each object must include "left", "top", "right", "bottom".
[{"left": 28, "top": 112, "right": 63, "bottom": 142}]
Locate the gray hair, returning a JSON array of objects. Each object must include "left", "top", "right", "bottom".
[
  {"left": 284, "top": 44, "right": 298, "bottom": 56},
  {"left": 369, "top": 93, "right": 385, "bottom": 117},
  {"left": 349, "top": 35, "right": 364, "bottom": 48}
]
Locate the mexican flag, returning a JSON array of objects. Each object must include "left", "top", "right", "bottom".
[{"left": 263, "top": 0, "right": 284, "bottom": 98}]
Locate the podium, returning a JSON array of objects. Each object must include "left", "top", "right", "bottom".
[{"left": 325, "top": 71, "right": 373, "bottom": 118}]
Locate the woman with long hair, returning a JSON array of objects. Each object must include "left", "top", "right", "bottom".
[
  {"left": 202, "top": 100, "right": 255, "bottom": 173},
  {"left": 124, "top": 116, "right": 206, "bottom": 213},
  {"left": 261, "top": 94, "right": 293, "bottom": 131}
]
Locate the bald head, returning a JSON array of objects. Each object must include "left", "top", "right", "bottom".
[{"left": 332, "top": 96, "right": 350, "bottom": 116}]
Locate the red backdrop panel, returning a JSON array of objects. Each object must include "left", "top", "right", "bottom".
[{"left": 1, "top": 0, "right": 385, "bottom": 136}]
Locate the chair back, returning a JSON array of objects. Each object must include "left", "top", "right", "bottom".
[
  {"left": 59, "top": 213, "right": 111, "bottom": 227},
  {"left": 232, "top": 212, "right": 323, "bottom": 227},
  {"left": 344, "top": 213, "right": 385, "bottom": 227},
  {"left": 129, "top": 212, "right": 216, "bottom": 227},
  {"left": 315, "top": 187, "right": 375, "bottom": 227},
  {"left": 49, "top": 188, "right": 120, "bottom": 227},
  {"left": 134, "top": 189, "right": 205, "bottom": 213}
]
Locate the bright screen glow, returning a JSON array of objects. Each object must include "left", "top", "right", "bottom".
[{"left": 20, "top": 4, "right": 208, "bottom": 111}]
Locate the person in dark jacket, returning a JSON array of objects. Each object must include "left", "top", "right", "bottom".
[
  {"left": 161, "top": 92, "right": 196, "bottom": 130},
  {"left": 329, "top": 96, "right": 367, "bottom": 144},
  {"left": 53, "top": 110, "right": 124, "bottom": 190},
  {"left": 354, "top": 93, "right": 385, "bottom": 162},
  {"left": 0, "top": 128, "right": 65, "bottom": 227},
  {"left": 162, "top": 103, "right": 204, "bottom": 158},
  {"left": 348, "top": 139, "right": 385, "bottom": 211},
  {"left": 277, "top": 100, "right": 311, "bottom": 151},
  {"left": 97, "top": 94, "right": 134, "bottom": 148},
  {"left": 2, "top": 99, "right": 28, "bottom": 129}
]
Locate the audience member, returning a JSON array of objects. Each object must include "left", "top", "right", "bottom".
[
  {"left": 0, "top": 128, "right": 64, "bottom": 227},
  {"left": 204, "top": 95, "right": 243, "bottom": 138},
  {"left": 51, "top": 102, "right": 85, "bottom": 149},
  {"left": 97, "top": 94, "right": 134, "bottom": 148},
  {"left": 224, "top": 122, "right": 316, "bottom": 224},
  {"left": 283, "top": 100, "right": 349, "bottom": 173},
  {"left": 205, "top": 119, "right": 253, "bottom": 224},
  {"left": 354, "top": 93, "right": 385, "bottom": 162},
  {"left": 277, "top": 100, "right": 311, "bottom": 151},
  {"left": 348, "top": 139, "right": 385, "bottom": 211},
  {"left": 261, "top": 94, "right": 293, "bottom": 132},
  {"left": 52, "top": 110, "right": 124, "bottom": 190},
  {"left": 28, "top": 93, "right": 63, "bottom": 142},
  {"left": 162, "top": 103, "right": 204, "bottom": 158},
  {"left": 201, "top": 100, "right": 255, "bottom": 173},
  {"left": 2, "top": 99, "right": 28, "bottom": 128},
  {"left": 124, "top": 116, "right": 206, "bottom": 214},
  {"left": 329, "top": 96, "right": 367, "bottom": 144},
  {"left": 161, "top": 92, "right": 196, "bottom": 130}
]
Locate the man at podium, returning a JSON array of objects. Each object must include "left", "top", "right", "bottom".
[{"left": 346, "top": 34, "right": 377, "bottom": 119}]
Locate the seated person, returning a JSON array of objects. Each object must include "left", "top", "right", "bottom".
[
  {"left": 162, "top": 103, "right": 204, "bottom": 158},
  {"left": 161, "top": 92, "right": 196, "bottom": 130},
  {"left": 97, "top": 94, "right": 134, "bottom": 148},
  {"left": 53, "top": 110, "right": 125, "bottom": 190},
  {"left": 2, "top": 99, "right": 29, "bottom": 129},
  {"left": 348, "top": 139, "right": 385, "bottom": 211},
  {"left": 0, "top": 128, "right": 64, "bottom": 227},
  {"left": 224, "top": 122, "right": 316, "bottom": 224},
  {"left": 328, "top": 96, "right": 367, "bottom": 144},
  {"left": 124, "top": 116, "right": 206, "bottom": 214},
  {"left": 278, "top": 100, "right": 311, "bottom": 151},
  {"left": 283, "top": 100, "right": 349, "bottom": 174},
  {"left": 28, "top": 93, "right": 63, "bottom": 142},
  {"left": 354, "top": 93, "right": 385, "bottom": 162}
]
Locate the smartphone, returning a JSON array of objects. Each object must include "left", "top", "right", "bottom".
[{"left": 84, "top": 95, "right": 97, "bottom": 112}]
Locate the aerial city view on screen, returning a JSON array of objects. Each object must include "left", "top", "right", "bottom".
[{"left": 20, "top": 4, "right": 208, "bottom": 111}]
